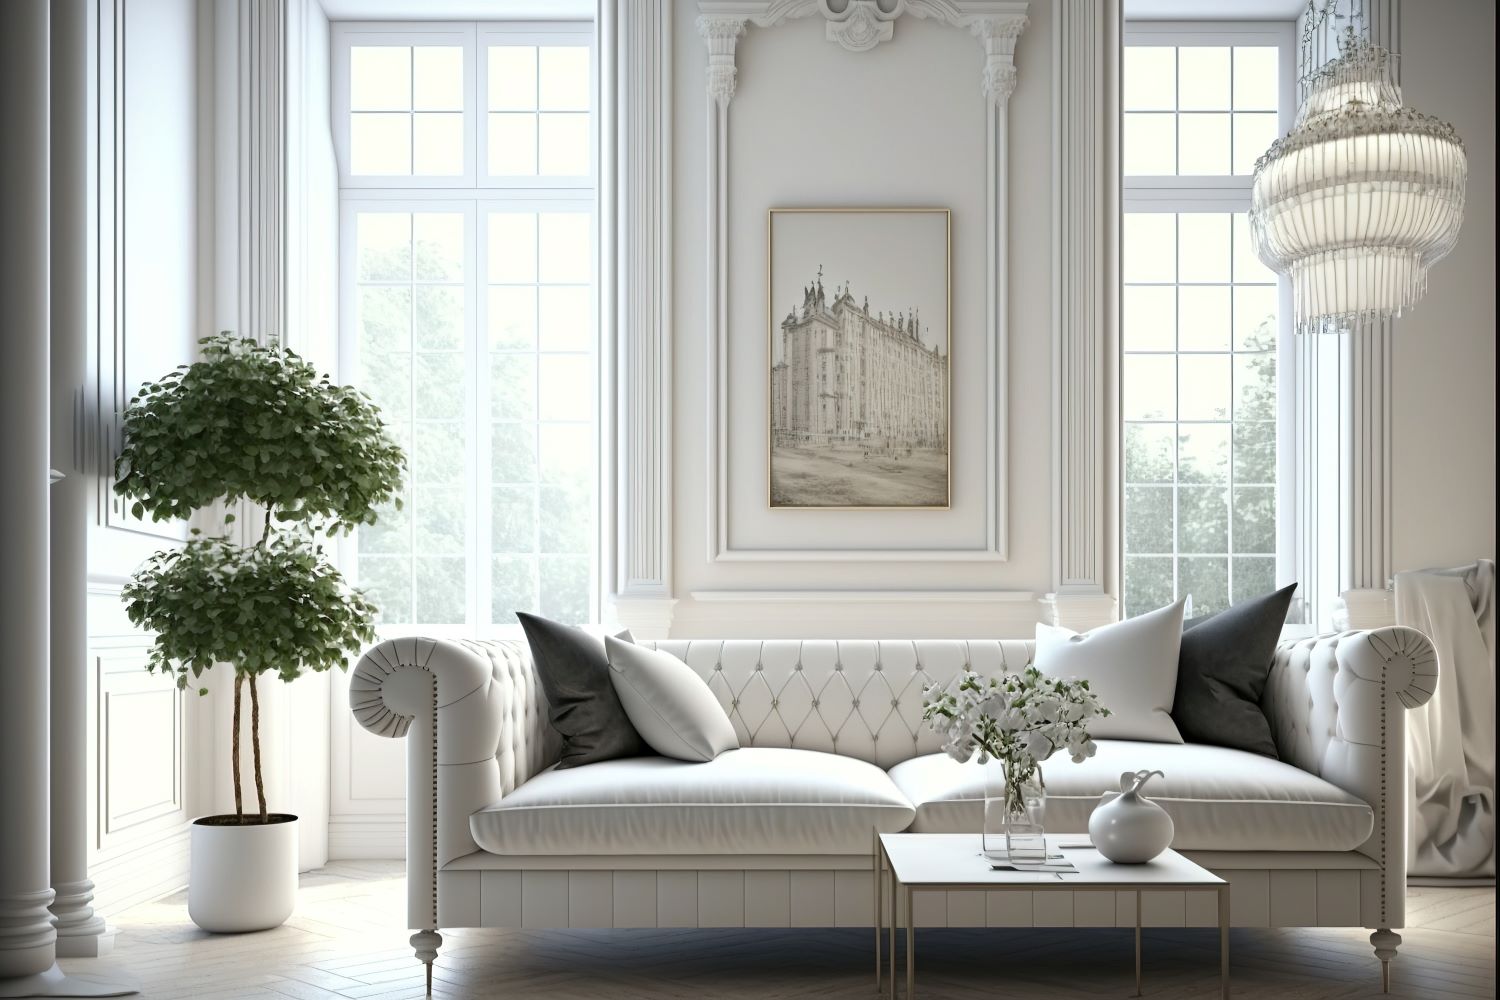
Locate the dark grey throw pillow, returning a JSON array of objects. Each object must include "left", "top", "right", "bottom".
[
  {"left": 517, "top": 613, "right": 651, "bottom": 768},
  {"left": 1170, "top": 584, "right": 1297, "bottom": 758}
]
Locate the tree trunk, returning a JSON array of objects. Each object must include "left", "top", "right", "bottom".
[
  {"left": 232, "top": 674, "right": 244, "bottom": 820},
  {"left": 248, "top": 672, "right": 267, "bottom": 823}
]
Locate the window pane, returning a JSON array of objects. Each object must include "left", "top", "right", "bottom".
[
  {"left": 414, "top": 353, "right": 464, "bottom": 419},
  {"left": 538, "top": 355, "right": 591, "bottom": 422},
  {"left": 488, "top": 213, "right": 538, "bottom": 283},
  {"left": 415, "top": 557, "right": 465, "bottom": 624},
  {"left": 539, "top": 485, "right": 589, "bottom": 553},
  {"left": 539, "top": 46, "right": 590, "bottom": 111},
  {"left": 1124, "top": 46, "right": 1176, "bottom": 111},
  {"left": 1124, "top": 556, "right": 1175, "bottom": 619},
  {"left": 413, "top": 422, "right": 465, "bottom": 484},
  {"left": 538, "top": 213, "right": 591, "bottom": 284},
  {"left": 488, "top": 113, "right": 538, "bottom": 175},
  {"left": 492, "top": 486, "right": 536, "bottom": 551},
  {"left": 1178, "top": 423, "right": 1230, "bottom": 484},
  {"left": 1232, "top": 556, "right": 1277, "bottom": 603},
  {"left": 360, "top": 555, "right": 412, "bottom": 624},
  {"left": 1178, "top": 486, "right": 1228, "bottom": 553},
  {"left": 492, "top": 423, "right": 536, "bottom": 484},
  {"left": 1178, "top": 47, "right": 1230, "bottom": 111},
  {"left": 1125, "top": 486, "right": 1174, "bottom": 552},
  {"left": 350, "top": 113, "right": 411, "bottom": 175},
  {"left": 1233, "top": 485, "right": 1276, "bottom": 552},
  {"left": 1124, "top": 113, "right": 1177, "bottom": 175},
  {"left": 413, "top": 213, "right": 464, "bottom": 281},
  {"left": 359, "top": 351, "right": 410, "bottom": 417},
  {"left": 1179, "top": 556, "right": 1229, "bottom": 617},
  {"left": 491, "top": 354, "right": 537, "bottom": 421},
  {"left": 1177, "top": 286, "right": 1231, "bottom": 352},
  {"left": 539, "top": 556, "right": 590, "bottom": 623},
  {"left": 1123, "top": 354, "right": 1176, "bottom": 421},
  {"left": 351, "top": 47, "right": 410, "bottom": 111},
  {"left": 359, "top": 494, "right": 409, "bottom": 555},
  {"left": 538, "top": 286, "right": 591, "bottom": 352},
  {"left": 413, "top": 113, "right": 464, "bottom": 176},
  {"left": 1234, "top": 353, "right": 1276, "bottom": 421},
  {"left": 1123, "top": 285, "right": 1176, "bottom": 352},
  {"left": 538, "top": 423, "right": 590, "bottom": 485},
  {"left": 358, "top": 286, "right": 410, "bottom": 353},
  {"left": 488, "top": 46, "right": 538, "bottom": 111},
  {"left": 491, "top": 555, "right": 537, "bottom": 623},
  {"left": 1179, "top": 214, "right": 1230, "bottom": 283},
  {"left": 539, "top": 113, "right": 590, "bottom": 176},
  {"left": 357, "top": 213, "right": 410, "bottom": 281},
  {"left": 488, "top": 286, "right": 538, "bottom": 349},
  {"left": 1232, "top": 112, "right": 1277, "bottom": 175},
  {"left": 1178, "top": 113, "right": 1231, "bottom": 174},
  {"left": 413, "top": 485, "right": 465, "bottom": 553},
  {"left": 1233, "top": 284, "right": 1277, "bottom": 350},
  {"left": 1233, "top": 47, "right": 1278, "bottom": 111},
  {"left": 1234, "top": 421, "right": 1276, "bottom": 483},
  {"left": 1123, "top": 214, "right": 1176, "bottom": 283},
  {"left": 1124, "top": 423, "right": 1175, "bottom": 483},
  {"left": 414, "top": 287, "right": 463, "bottom": 356},
  {"left": 413, "top": 46, "right": 462, "bottom": 111},
  {"left": 1178, "top": 354, "right": 1230, "bottom": 420}
]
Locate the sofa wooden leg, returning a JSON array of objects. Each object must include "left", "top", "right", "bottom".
[
  {"left": 1370, "top": 929, "right": 1401, "bottom": 993},
  {"left": 411, "top": 929, "right": 442, "bottom": 996}
]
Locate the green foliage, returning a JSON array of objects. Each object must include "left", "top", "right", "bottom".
[
  {"left": 115, "top": 334, "right": 406, "bottom": 530},
  {"left": 123, "top": 529, "right": 378, "bottom": 687}
]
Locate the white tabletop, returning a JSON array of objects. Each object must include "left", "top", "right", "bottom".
[{"left": 879, "top": 834, "right": 1226, "bottom": 889}]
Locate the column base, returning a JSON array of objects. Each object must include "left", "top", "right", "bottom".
[
  {"left": 52, "top": 926, "right": 116, "bottom": 960},
  {"left": 0, "top": 965, "right": 135, "bottom": 998}
]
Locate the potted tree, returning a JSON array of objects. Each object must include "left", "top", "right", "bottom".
[{"left": 115, "top": 334, "right": 405, "bottom": 932}]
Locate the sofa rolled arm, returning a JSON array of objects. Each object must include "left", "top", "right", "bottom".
[
  {"left": 1264, "top": 627, "right": 1438, "bottom": 929},
  {"left": 349, "top": 636, "right": 555, "bottom": 930}
]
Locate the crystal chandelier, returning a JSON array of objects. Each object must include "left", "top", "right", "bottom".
[{"left": 1249, "top": 0, "right": 1467, "bottom": 332}]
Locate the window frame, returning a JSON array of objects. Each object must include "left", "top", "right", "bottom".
[
  {"left": 333, "top": 20, "right": 601, "bottom": 636},
  {"left": 1120, "top": 19, "right": 1299, "bottom": 619}
]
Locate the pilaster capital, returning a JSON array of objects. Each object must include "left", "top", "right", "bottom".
[
  {"left": 697, "top": 15, "right": 746, "bottom": 108},
  {"left": 971, "top": 15, "right": 1028, "bottom": 106}
]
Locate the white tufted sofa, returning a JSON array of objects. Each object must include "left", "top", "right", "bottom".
[{"left": 350, "top": 627, "right": 1437, "bottom": 991}]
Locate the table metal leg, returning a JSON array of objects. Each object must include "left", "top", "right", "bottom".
[
  {"left": 1219, "top": 885, "right": 1230, "bottom": 999},
  {"left": 1133, "top": 890, "right": 1143, "bottom": 997},
  {"left": 873, "top": 834, "right": 882, "bottom": 993},
  {"left": 889, "top": 871, "right": 897, "bottom": 1000},
  {"left": 905, "top": 887, "right": 915, "bottom": 1000}
]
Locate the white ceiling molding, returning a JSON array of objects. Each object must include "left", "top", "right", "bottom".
[
  {"left": 317, "top": 0, "right": 593, "bottom": 19},
  {"left": 695, "top": 0, "right": 1028, "bottom": 562},
  {"left": 1122, "top": 0, "right": 1303, "bottom": 18}
]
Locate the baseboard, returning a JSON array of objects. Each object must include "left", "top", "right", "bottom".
[{"left": 328, "top": 817, "right": 405, "bottom": 860}]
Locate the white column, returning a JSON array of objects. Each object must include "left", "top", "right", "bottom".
[
  {"left": 1045, "top": 0, "right": 1121, "bottom": 632},
  {"left": 0, "top": 0, "right": 60, "bottom": 984},
  {"left": 611, "top": 0, "right": 677, "bottom": 639},
  {"left": 49, "top": 0, "right": 116, "bottom": 960}
]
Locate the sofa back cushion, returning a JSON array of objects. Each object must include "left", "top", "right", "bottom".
[{"left": 639, "top": 639, "right": 1035, "bottom": 769}]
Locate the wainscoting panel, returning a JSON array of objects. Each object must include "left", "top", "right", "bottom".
[{"left": 328, "top": 665, "right": 406, "bottom": 858}]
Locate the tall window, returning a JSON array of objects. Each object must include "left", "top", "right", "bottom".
[
  {"left": 1121, "top": 23, "right": 1294, "bottom": 619},
  {"left": 334, "top": 22, "right": 597, "bottom": 630}
]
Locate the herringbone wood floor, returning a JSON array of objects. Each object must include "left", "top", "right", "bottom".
[{"left": 58, "top": 861, "right": 1494, "bottom": 999}]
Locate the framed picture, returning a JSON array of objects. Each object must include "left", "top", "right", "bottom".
[{"left": 767, "top": 207, "right": 951, "bottom": 509}]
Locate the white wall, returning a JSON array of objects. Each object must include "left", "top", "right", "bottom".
[
  {"left": 1390, "top": 0, "right": 1496, "bottom": 573},
  {"left": 668, "top": 0, "right": 1056, "bottom": 638},
  {"left": 87, "top": 0, "right": 213, "bottom": 916}
]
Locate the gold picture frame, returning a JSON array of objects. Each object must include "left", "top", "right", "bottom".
[{"left": 767, "top": 207, "right": 952, "bottom": 510}]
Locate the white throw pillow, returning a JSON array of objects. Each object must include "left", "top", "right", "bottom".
[
  {"left": 605, "top": 636, "right": 740, "bottom": 762},
  {"left": 1033, "top": 599, "right": 1187, "bottom": 744}
]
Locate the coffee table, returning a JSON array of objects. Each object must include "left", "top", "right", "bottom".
[{"left": 874, "top": 833, "right": 1228, "bottom": 999}]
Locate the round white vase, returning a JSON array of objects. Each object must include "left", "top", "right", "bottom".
[
  {"left": 188, "top": 814, "right": 298, "bottom": 932},
  {"left": 1088, "top": 770, "right": 1174, "bottom": 864}
]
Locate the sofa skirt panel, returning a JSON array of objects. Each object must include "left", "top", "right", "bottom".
[{"left": 433, "top": 853, "right": 1384, "bottom": 930}]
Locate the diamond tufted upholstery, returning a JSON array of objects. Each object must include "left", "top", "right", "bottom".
[{"left": 350, "top": 627, "right": 1436, "bottom": 935}]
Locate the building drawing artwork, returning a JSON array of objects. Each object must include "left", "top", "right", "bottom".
[{"left": 771, "top": 268, "right": 947, "bottom": 450}]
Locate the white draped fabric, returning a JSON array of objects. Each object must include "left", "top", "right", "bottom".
[{"left": 1396, "top": 560, "right": 1496, "bottom": 879}]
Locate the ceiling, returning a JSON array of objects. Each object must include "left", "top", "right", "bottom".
[
  {"left": 1124, "top": 0, "right": 1305, "bottom": 18},
  {"left": 318, "top": 0, "right": 592, "bottom": 19}
]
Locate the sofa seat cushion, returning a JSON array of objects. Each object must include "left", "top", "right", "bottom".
[
  {"left": 888, "top": 741, "right": 1374, "bottom": 852},
  {"left": 471, "top": 747, "right": 916, "bottom": 856}
]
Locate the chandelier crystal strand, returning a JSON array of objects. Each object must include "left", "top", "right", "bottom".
[{"left": 1250, "top": 0, "right": 1467, "bottom": 333}]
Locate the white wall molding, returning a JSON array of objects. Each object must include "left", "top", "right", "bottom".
[
  {"left": 696, "top": 0, "right": 1027, "bottom": 563},
  {"left": 1048, "top": 0, "right": 1119, "bottom": 626},
  {"left": 613, "top": 0, "right": 676, "bottom": 615},
  {"left": 676, "top": 589, "right": 1041, "bottom": 638}
]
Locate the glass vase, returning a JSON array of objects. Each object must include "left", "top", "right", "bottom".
[{"left": 982, "top": 760, "right": 1047, "bottom": 863}]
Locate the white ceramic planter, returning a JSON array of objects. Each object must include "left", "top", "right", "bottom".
[
  {"left": 188, "top": 814, "right": 298, "bottom": 932},
  {"left": 1088, "top": 770, "right": 1175, "bottom": 864}
]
